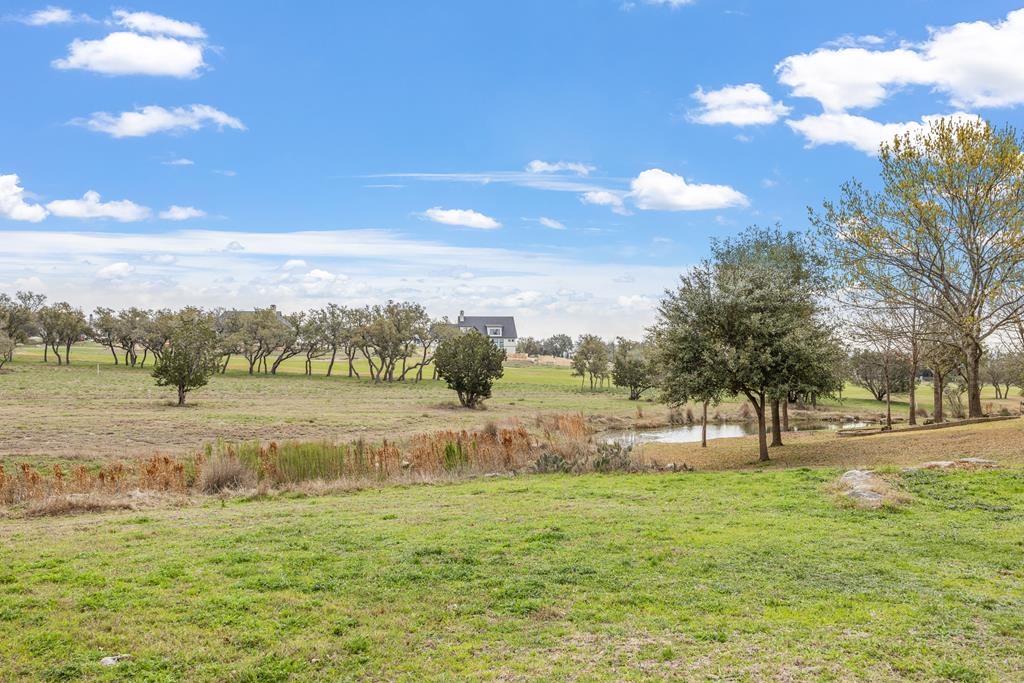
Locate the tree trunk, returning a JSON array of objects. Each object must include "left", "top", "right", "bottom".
[
  {"left": 43, "top": 343, "right": 48, "bottom": 362},
  {"left": 770, "top": 399, "right": 783, "bottom": 447},
  {"left": 908, "top": 359, "right": 918, "bottom": 425},
  {"left": 109, "top": 345, "right": 119, "bottom": 365},
  {"left": 966, "top": 345, "right": 983, "bottom": 418},
  {"left": 933, "top": 375, "right": 944, "bottom": 423},
  {"left": 65, "top": 341, "right": 72, "bottom": 365},
  {"left": 885, "top": 375, "right": 892, "bottom": 430},
  {"left": 701, "top": 400, "right": 708, "bottom": 448},
  {"left": 754, "top": 395, "right": 769, "bottom": 462},
  {"left": 782, "top": 398, "right": 789, "bottom": 431},
  {"left": 177, "top": 384, "right": 186, "bottom": 406},
  {"left": 327, "top": 347, "right": 337, "bottom": 377}
]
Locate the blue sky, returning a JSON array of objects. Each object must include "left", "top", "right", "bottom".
[{"left": 3, "top": 1, "right": 1024, "bottom": 336}]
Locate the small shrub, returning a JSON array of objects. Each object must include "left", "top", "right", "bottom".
[
  {"left": 198, "top": 455, "right": 255, "bottom": 493},
  {"left": 738, "top": 402, "right": 753, "bottom": 421},
  {"left": 532, "top": 452, "right": 573, "bottom": 474},
  {"left": 592, "top": 443, "right": 635, "bottom": 473},
  {"left": 684, "top": 407, "right": 694, "bottom": 424},
  {"left": 998, "top": 407, "right": 1011, "bottom": 417},
  {"left": 667, "top": 408, "right": 685, "bottom": 425}
]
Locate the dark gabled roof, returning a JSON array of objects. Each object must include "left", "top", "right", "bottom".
[{"left": 458, "top": 316, "right": 517, "bottom": 339}]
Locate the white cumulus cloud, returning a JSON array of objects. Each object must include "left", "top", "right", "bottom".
[
  {"left": 776, "top": 9, "right": 1024, "bottom": 112},
  {"left": 423, "top": 207, "right": 501, "bottom": 230},
  {"left": 46, "top": 191, "right": 151, "bottom": 222},
  {"left": 53, "top": 31, "right": 205, "bottom": 77},
  {"left": 580, "top": 190, "right": 625, "bottom": 211},
  {"left": 629, "top": 169, "right": 748, "bottom": 211},
  {"left": 159, "top": 205, "right": 206, "bottom": 221},
  {"left": 283, "top": 259, "right": 307, "bottom": 270},
  {"left": 111, "top": 10, "right": 205, "bottom": 39},
  {"left": 75, "top": 105, "right": 245, "bottom": 138},
  {"left": 690, "top": 83, "right": 791, "bottom": 126},
  {"left": 0, "top": 174, "right": 48, "bottom": 223},
  {"left": 786, "top": 111, "right": 982, "bottom": 155}
]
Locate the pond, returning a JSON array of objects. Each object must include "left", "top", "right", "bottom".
[{"left": 605, "top": 420, "right": 870, "bottom": 446}]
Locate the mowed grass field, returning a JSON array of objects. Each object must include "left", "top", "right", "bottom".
[
  {"left": 2, "top": 470, "right": 1023, "bottom": 681},
  {"left": 3, "top": 343, "right": 1018, "bottom": 465}
]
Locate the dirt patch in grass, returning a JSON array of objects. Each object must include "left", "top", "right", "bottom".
[{"left": 641, "top": 418, "right": 1024, "bottom": 471}]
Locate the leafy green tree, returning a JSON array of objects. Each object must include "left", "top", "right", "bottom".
[
  {"left": 655, "top": 228, "right": 841, "bottom": 461},
  {"left": 90, "top": 307, "right": 121, "bottom": 364},
  {"left": 611, "top": 338, "right": 656, "bottom": 400},
  {"left": 433, "top": 331, "right": 506, "bottom": 408},
  {"left": 814, "top": 119, "right": 1024, "bottom": 418},
  {"left": 572, "top": 334, "right": 609, "bottom": 390},
  {"left": 37, "top": 302, "right": 87, "bottom": 365},
  {"left": 0, "top": 291, "right": 39, "bottom": 366},
  {"left": 542, "top": 334, "right": 573, "bottom": 358},
  {"left": 516, "top": 336, "right": 543, "bottom": 356},
  {"left": 152, "top": 309, "right": 221, "bottom": 406}
]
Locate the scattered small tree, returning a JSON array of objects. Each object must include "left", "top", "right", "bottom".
[
  {"left": 571, "top": 334, "right": 609, "bottom": 390},
  {"left": 433, "top": 331, "right": 506, "bottom": 408},
  {"left": 516, "top": 336, "right": 543, "bottom": 356},
  {"left": 152, "top": 310, "right": 221, "bottom": 406},
  {"left": 611, "top": 338, "right": 656, "bottom": 400}
]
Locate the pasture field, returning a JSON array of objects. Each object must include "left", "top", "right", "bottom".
[
  {"left": 2, "top": 344, "right": 1018, "bottom": 466},
  {"left": 2, "top": 469, "right": 1023, "bottom": 681}
]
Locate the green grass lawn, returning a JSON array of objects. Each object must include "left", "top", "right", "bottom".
[{"left": 2, "top": 469, "right": 1022, "bottom": 681}]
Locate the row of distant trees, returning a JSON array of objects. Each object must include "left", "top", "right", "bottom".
[{"left": 0, "top": 297, "right": 467, "bottom": 383}]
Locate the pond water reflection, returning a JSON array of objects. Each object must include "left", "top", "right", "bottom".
[{"left": 605, "top": 421, "right": 869, "bottom": 445}]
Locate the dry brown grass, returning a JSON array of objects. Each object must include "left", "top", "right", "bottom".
[
  {"left": 0, "top": 415, "right": 592, "bottom": 515},
  {"left": 641, "top": 417, "right": 1024, "bottom": 471},
  {"left": 22, "top": 491, "right": 189, "bottom": 517}
]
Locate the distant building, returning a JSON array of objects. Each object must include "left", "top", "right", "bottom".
[{"left": 457, "top": 310, "right": 518, "bottom": 352}]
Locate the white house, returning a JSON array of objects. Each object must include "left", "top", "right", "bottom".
[{"left": 456, "top": 311, "right": 518, "bottom": 352}]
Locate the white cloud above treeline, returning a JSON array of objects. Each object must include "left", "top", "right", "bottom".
[
  {"left": 111, "top": 10, "right": 205, "bottom": 39},
  {"left": 0, "top": 174, "right": 48, "bottom": 223},
  {"left": 51, "top": 10, "right": 208, "bottom": 77},
  {"left": 776, "top": 9, "right": 1024, "bottom": 112},
  {"left": 690, "top": 84, "right": 791, "bottom": 126},
  {"left": 16, "top": 6, "right": 90, "bottom": 26},
  {"left": 160, "top": 206, "right": 207, "bottom": 221},
  {"left": 46, "top": 191, "right": 151, "bottom": 222},
  {"left": 786, "top": 111, "right": 982, "bottom": 155},
  {"left": 422, "top": 207, "right": 501, "bottom": 229},
  {"left": 75, "top": 105, "right": 246, "bottom": 138},
  {"left": 628, "top": 169, "right": 748, "bottom": 211}
]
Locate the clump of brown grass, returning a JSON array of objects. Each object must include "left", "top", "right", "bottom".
[{"left": 197, "top": 454, "right": 255, "bottom": 493}]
